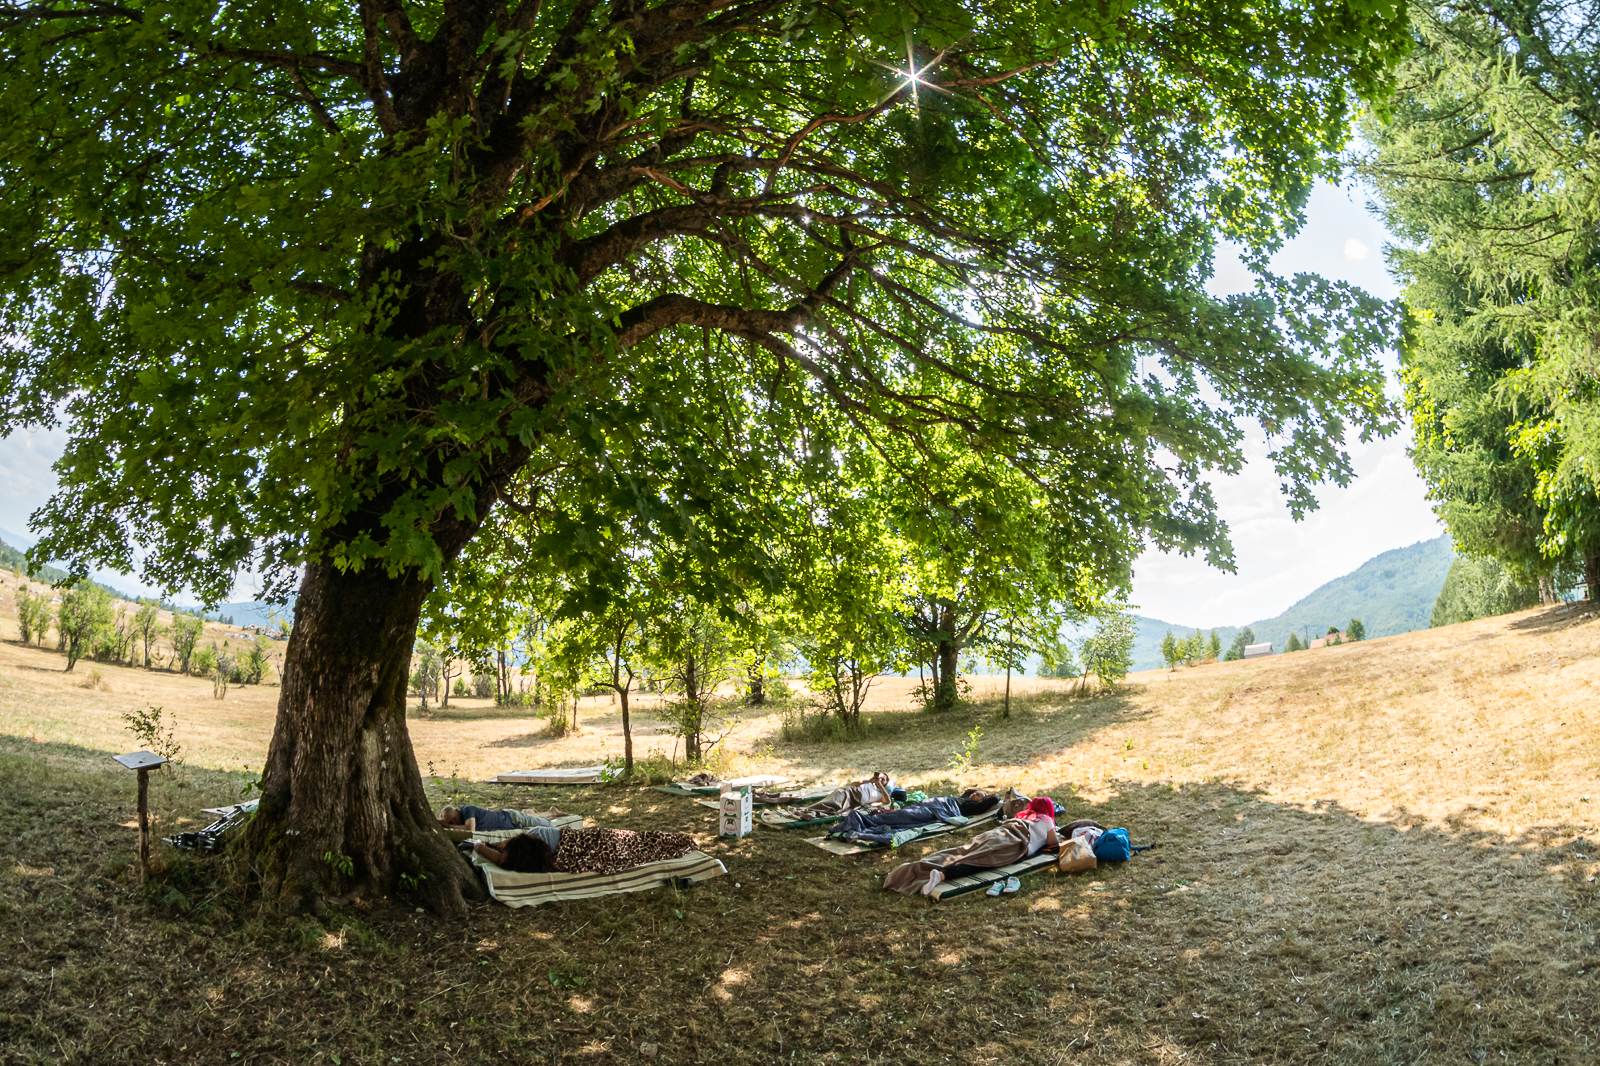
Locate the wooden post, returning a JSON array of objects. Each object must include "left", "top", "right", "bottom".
[
  {"left": 113, "top": 750, "right": 168, "bottom": 882},
  {"left": 136, "top": 766, "right": 151, "bottom": 881}
]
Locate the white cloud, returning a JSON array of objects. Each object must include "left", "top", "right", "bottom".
[{"left": 1344, "top": 238, "right": 1371, "bottom": 262}]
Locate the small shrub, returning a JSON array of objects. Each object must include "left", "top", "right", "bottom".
[
  {"left": 779, "top": 700, "right": 870, "bottom": 743},
  {"left": 947, "top": 723, "right": 983, "bottom": 778},
  {"left": 77, "top": 666, "right": 107, "bottom": 691},
  {"left": 601, "top": 751, "right": 676, "bottom": 785},
  {"left": 240, "top": 637, "right": 270, "bottom": 683},
  {"left": 119, "top": 703, "right": 183, "bottom": 774},
  {"left": 913, "top": 676, "right": 971, "bottom": 713},
  {"left": 210, "top": 641, "right": 234, "bottom": 699}
]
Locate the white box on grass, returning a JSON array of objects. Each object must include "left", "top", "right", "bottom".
[{"left": 719, "top": 788, "right": 752, "bottom": 839}]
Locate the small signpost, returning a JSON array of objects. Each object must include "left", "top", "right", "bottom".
[{"left": 113, "top": 750, "right": 168, "bottom": 880}]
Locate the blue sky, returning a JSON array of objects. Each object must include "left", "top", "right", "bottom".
[{"left": 0, "top": 181, "right": 1444, "bottom": 622}]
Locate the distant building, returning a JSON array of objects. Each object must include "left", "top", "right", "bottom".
[
  {"left": 1243, "top": 642, "right": 1273, "bottom": 658},
  {"left": 1308, "top": 631, "right": 1346, "bottom": 650}
]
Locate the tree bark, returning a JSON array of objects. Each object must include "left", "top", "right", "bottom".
[
  {"left": 1587, "top": 552, "right": 1600, "bottom": 605},
  {"left": 620, "top": 684, "right": 634, "bottom": 774},
  {"left": 934, "top": 604, "right": 959, "bottom": 712},
  {"left": 244, "top": 560, "right": 484, "bottom": 917},
  {"left": 682, "top": 647, "right": 701, "bottom": 764},
  {"left": 747, "top": 647, "right": 766, "bottom": 706}
]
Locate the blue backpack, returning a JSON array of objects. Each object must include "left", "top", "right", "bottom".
[{"left": 1093, "top": 828, "right": 1132, "bottom": 862}]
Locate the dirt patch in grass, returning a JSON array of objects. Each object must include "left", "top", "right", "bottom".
[{"left": 2, "top": 604, "right": 1599, "bottom": 1064}]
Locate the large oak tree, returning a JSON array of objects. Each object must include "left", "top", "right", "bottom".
[{"left": 1, "top": 0, "right": 1406, "bottom": 913}]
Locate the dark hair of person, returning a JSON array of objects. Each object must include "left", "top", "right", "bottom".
[
  {"left": 956, "top": 794, "right": 1000, "bottom": 817},
  {"left": 501, "top": 833, "right": 558, "bottom": 873}
]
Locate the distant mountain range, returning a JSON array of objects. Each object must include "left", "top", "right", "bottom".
[{"left": 1116, "top": 535, "right": 1456, "bottom": 672}]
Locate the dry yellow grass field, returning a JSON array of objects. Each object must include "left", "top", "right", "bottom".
[
  {"left": 6, "top": 597, "right": 1593, "bottom": 842},
  {"left": 1, "top": 600, "right": 1597, "bottom": 1065}
]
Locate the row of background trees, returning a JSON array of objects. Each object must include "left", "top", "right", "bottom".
[
  {"left": 407, "top": 488, "right": 1141, "bottom": 772},
  {"left": 8, "top": 575, "right": 274, "bottom": 689},
  {"left": 1155, "top": 618, "right": 1367, "bottom": 668}
]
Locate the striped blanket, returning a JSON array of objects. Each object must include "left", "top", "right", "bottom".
[
  {"left": 693, "top": 786, "right": 836, "bottom": 811},
  {"left": 655, "top": 774, "right": 789, "bottom": 797},
  {"left": 472, "top": 849, "right": 727, "bottom": 908}
]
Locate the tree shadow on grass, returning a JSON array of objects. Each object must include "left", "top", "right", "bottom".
[
  {"left": 483, "top": 730, "right": 561, "bottom": 749},
  {"left": 757, "top": 684, "right": 1155, "bottom": 781},
  {"left": 1505, "top": 599, "right": 1595, "bottom": 635},
  {"left": 405, "top": 700, "right": 548, "bottom": 722},
  {"left": 4, "top": 737, "right": 1599, "bottom": 1065}
]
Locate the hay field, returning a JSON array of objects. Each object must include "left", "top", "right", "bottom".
[{"left": 1, "top": 601, "right": 1597, "bottom": 1065}]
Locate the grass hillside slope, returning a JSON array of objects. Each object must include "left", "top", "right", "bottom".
[{"left": 0, "top": 601, "right": 1596, "bottom": 1065}]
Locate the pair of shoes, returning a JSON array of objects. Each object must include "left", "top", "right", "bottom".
[
  {"left": 985, "top": 879, "right": 1005, "bottom": 897},
  {"left": 1001, "top": 876, "right": 1022, "bottom": 895}
]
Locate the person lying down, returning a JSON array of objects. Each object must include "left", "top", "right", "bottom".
[
  {"left": 827, "top": 789, "right": 1001, "bottom": 847},
  {"left": 882, "top": 796, "right": 1104, "bottom": 896},
  {"left": 439, "top": 805, "right": 561, "bottom": 832},
  {"left": 790, "top": 771, "right": 899, "bottom": 818},
  {"left": 473, "top": 825, "right": 698, "bottom": 877}
]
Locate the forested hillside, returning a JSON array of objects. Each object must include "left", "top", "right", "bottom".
[{"left": 1120, "top": 536, "right": 1455, "bottom": 670}]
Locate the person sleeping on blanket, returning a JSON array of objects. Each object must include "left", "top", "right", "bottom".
[
  {"left": 789, "top": 771, "right": 899, "bottom": 818},
  {"left": 472, "top": 825, "right": 698, "bottom": 876},
  {"left": 439, "top": 805, "right": 559, "bottom": 832},
  {"left": 882, "top": 797, "right": 1105, "bottom": 896},
  {"left": 827, "top": 789, "right": 1002, "bottom": 847}
]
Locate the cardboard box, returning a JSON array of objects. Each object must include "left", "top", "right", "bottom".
[{"left": 719, "top": 787, "right": 752, "bottom": 839}]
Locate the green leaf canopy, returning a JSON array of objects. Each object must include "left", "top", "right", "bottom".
[
  {"left": 1, "top": 0, "right": 1407, "bottom": 603},
  {"left": 1363, "top": 0, "right": 1600, "bottom": 597}
]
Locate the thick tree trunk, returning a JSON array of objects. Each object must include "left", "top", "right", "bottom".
[
  {"left": 933, "top": 605, "right": 959, "bottom": 712},
  {"left": 747, "top": 648, "right": 766, "bottom": 706},
  {"left": 1587, "top": 552, "right": 1600, "bottom": 605},
  {"left": 620, "top": 684, "right": 634, "bottom": 774},
  {"left": 682, "top": 649, "right": 701, "bottom": 764},
  {"left": 244, "top": 560, "right": 484, "bottom": 917}
]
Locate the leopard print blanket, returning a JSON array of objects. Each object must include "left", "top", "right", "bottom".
[{"left": 554, "top": 828, "right": 697, "bottom": 875}]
